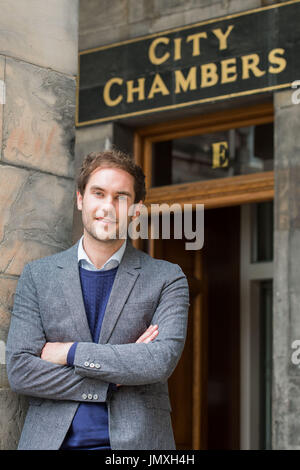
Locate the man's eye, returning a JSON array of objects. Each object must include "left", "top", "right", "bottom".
[{"left": 118, "top": 195, "right": 127, "bottom": 200}]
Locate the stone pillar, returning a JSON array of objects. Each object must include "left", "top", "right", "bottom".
[
  {"left": 273, "top": 89, "right": 300, "bottom": 449},
  {"left": 0, "top": 0, "right": 78, "bottom": 449}
]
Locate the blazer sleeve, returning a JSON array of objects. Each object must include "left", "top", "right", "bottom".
[
  {"left": 72, "top": 264, "right": 190, "bottom": 386},
  {"left": 6, "top": 263, "right": 111, "bottom": 403}
]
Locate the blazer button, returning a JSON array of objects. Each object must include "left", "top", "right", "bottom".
[
  {"left": 93, "top": 394, "right": 98, "bottom": 400},
  {"left": 88, "top": 394, "right": 93, "bottom": 400},
  {"left": 82, "top": 393, "right": 87, "bottom": 400},
  {"left": 84, "top": 361, "right": 89, "bottom": 367},
  {"left": 89, "top": 363, "right": 95, "bottom": 368},
  {"left": 95, "top": 363, "right": 101, "bottom": 369}
]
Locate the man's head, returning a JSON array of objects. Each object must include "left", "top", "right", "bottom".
[{"left": 76, "top": 149, "right": 146, "bottom": 243}]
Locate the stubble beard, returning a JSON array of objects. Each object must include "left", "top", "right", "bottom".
[{"left": 84, "top": 214, "right": 129, "bottom": 243}]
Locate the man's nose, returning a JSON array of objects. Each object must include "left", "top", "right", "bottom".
[
  {"left": 100, "top": 194, "right": 114, "bottom": 207},
  {"left": 97, "top": 196, "right": 117, "bottom": 217}
]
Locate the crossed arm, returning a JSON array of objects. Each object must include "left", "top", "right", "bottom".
[
  {"left": 40, "top": 325, "right": 159, "bottom": 387},
  {"left": 6, "top": 262, "right": 189, "bottom": 401}
]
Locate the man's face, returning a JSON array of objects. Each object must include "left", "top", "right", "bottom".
[{"left": 77, "top": 167, "right": 139, "bottom": 242}]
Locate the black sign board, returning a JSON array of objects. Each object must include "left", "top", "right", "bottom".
[{"left": 77, "top": 0, "right": 300, "bottom": 126}]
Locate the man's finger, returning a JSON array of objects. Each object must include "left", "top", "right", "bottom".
[
  {"left": 136, "top": 324, "right": 158, "bottom": 343},
  {"left": 142, "top": 329, "right": 159, "bottom": 344},
  {"left": 136, "top": 328, "right": 157, "bottom": 343}
]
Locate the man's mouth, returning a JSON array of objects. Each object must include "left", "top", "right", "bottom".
[{"left": 95, "top": 217, "right": 116, "bottom": 223}]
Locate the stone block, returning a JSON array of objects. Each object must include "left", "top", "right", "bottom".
[
  {"left": 273, "top": 230, "right": 290, "bottom": 351},
  {"left": 274, "top": 88, "right": 294, "bottom": 110},
  {"left": 0, "top": 276, "right": 18, "bottom": 340},
  {"left": 150, "top": 10, "right": 192, "bottom": 34},
  {"left": 0, "top": 164, "right": 75, "bottom": 276},
  {"left": 274, "top": 168, "right": 290, "bottom": 231},
  {"left": 128, "top": 0, "right": 155, "bottom": 24},
  {"left": 0, "top": 388, "right": 28, "bottom": 450},
  {"left": 288, "top": 377, "right": 300, "bottom": 448},
  {"left": 0, "top": 0, "right": 78, "bottom": 76},
  {"left": 1, "top": 57, "right": 76, "bottom": 179},
  {"left": 153, "top": 0, "right": 218, "bottom": 18},
  {"left": 0, "top": 275, "right": 16, "bottom": 387},
  {"left": 79, "top": 23, "right": 132, "bottom": 51},
  {"left": 275, "top": 107, "right": 300, "bottom": 170},
  {"left": 289, "top": 230, "right": 300, "bottom": 335},
  {"left": 150, "top": 0, "right": 261, "bottom": 34},
  {"left": 79, "top": 0, "right": 127, "bottom": 32},
  {"left": 0, "top": 55, "right": 5, "bottom": 160},
  {"left": 75, "top": 123, "right": 113, "bottom": 170}
]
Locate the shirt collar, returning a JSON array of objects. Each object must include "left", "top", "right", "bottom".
[{"left": 78, "top": 235, "right": 127, "bottom": 271}]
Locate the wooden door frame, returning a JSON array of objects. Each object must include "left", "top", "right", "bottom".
[
  {"left": 133, "top": 101, "right": 274, "bottom": 209},
  {"left": 132, "top": 101, "right": 274, "bottom": 450}
]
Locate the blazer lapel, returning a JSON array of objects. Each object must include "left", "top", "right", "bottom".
[
  {"left": 56, "top": 240, "right": 93, "bottom": 342},
  {"left": 98, "top": 241, "right": 141, "bottom": 345}
]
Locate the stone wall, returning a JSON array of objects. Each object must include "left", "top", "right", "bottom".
[
  {"left": 0, "top": 0, "right": 78, "bottom": 449},
  {"left": 79, "top": 0, "right": 266, "bottom": 51}
]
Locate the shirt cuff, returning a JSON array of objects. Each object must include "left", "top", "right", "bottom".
[{"left": 67, "top": 342, "right": 78, "bottom": 366}]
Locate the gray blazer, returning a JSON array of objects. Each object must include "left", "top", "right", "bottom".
[{"left": 6, "top": 239, "right": 190, "bottom": 450}]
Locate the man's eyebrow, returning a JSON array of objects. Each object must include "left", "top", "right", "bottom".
[{"left": 89, "top": 185, "right": 132, "bottom": 197}]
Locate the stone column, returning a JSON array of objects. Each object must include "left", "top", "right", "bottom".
[
  {"left": 273, "top": 88, "right": 300, "bottom": 449},
  {"left": 0, "top": 0, "right": 78, "bottom": 449}
]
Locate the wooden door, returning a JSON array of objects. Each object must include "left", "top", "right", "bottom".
[{"left": 147, "top": 205, "right": 240, "bottom": 450}]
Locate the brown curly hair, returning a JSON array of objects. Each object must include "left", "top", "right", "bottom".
[{"left": 76, "top": 149, "right": 146, "bottom": 203}]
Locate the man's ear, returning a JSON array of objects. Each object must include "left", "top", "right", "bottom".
[{"left": 77, "top": 190, "right": 83, "bottom": 211}]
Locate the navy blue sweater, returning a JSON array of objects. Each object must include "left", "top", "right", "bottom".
[{"left": 60, "top": 265, "right": 118, "bottom": 450}]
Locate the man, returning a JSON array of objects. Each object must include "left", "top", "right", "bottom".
[{"left": 6, "top": 149, "right": 190, "bottom": 450}]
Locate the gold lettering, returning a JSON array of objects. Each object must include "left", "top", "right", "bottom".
[
  {"left": 175, "top": 67, "right": 197, "bottom": 93},
  {"left": 103, "top": 77, "right": 123, "bottom": 107},
  {"left": 221, "top": 58, "right": 237, "bottom": 84},
  {"left": 201, "top": 63, "right": 218, "bottom": 88},
  {"left": 241, "top": 53, "right": 266, "bottom": 79},
  {"left": 148, "top": 73, "right": 170, "bottom": 99},
  {"left": 268, "top": 48, "right": 286, "bottom": 74},
  {"left": 148, "top": 37, "right": 170, "bottom": 65},
  {"left": 186, "top": 32, "right": 208, "bottom": 56},
  {"left": 212, "top": 141, "right": 229, "bottom": 168},
  {"left": 127, "top": 78, "right": 145, "bottom": 103},
  {"left": 212, "top": 25, "right": 234, "bottom": 50},
  {"left": 174, "top": 37, "right": 182, "bottom": 61}
]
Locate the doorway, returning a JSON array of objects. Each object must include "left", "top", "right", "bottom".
[
  {"left": 133, "top": 102, "right": 274, "bottom": 449},
  {"left": 148, "top": 206, "right": 240, "bottom": 450}
]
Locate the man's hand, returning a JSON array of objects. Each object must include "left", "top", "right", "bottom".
[
  {"left": 41, "top": 342, "right": 74, "bottom": 366},
  {"left": 135, "top": 324, "right": 158, "bottom": 344},
  {"left": 116, "top": 324, "right": 159, "bottom": 387}
]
